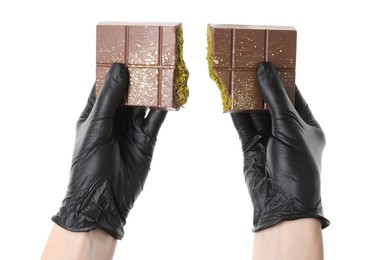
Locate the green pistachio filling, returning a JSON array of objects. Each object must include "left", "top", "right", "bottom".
[
  {"left": 175, "top": 25, "right": 189, "bottom": 108},
  {"left": 206, "top": 26, "right": 231, "bottom": 112}
]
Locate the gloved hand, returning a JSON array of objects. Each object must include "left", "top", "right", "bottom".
[
  {"left": 231, "top": 62, "right": 330, "bottom": 231},
  {"left": 52, "top": 63, "right": 167, "bottom": 239}
]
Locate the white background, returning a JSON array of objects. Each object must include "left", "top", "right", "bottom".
[{"left": 0, "top": 0, "right": 378, "bottom": 259}]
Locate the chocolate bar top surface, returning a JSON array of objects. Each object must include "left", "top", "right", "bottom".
[
  {"left": 96, "top": 22, "right": 189, "bottom": 110},
  {"left": 209, "top": 24, "right": 295, "bottom": 31},
  {"left": 207, "top": 24, "right": 296, "bottom": 112},
  {"left": 98, "top": 21, "right": 182, "bottom": 26}
]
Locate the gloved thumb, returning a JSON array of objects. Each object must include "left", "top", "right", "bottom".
[
  {"left": 92, "top": 63, "right": 129, "bottom": 117},
  {"left": 256, "top": 62, "right": 294, "bottom": 115}
]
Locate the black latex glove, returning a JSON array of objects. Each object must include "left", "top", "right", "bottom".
[
  {"left": 52, "top": 63, "right": 167, "bottom": 239},
  {"left": 231, "top": 62, "right": 330, "bottom": 231}
]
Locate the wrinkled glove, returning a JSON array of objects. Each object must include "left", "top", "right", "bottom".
[
  {"left": 231, "top": 62, "right": 330, "bottom": 231},
  {"left": 52, "top": 63, "right": 167, "bottom": 239}
]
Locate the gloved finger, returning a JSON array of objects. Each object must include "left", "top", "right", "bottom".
[
  {"left": 78, "top": 82, "right": 97, "bottom": 122},
  {"left": 294, "top": 87, "right": 322, "bottom": 129},
  {"left": 131, "top": 108, "right": 147, "bottom": 128},
  {"left": 249, "top": 112, "right": 271, "bottom": 136},
  {"left": 231, "top": 112, "right": 261, "bottom": 151},
  {"left": 144, "top": 109, "right": 168, "bottom": 138},
  {"left": 256, "top": 62, "right": 294, "bottom": 115},
  {"left": 92, "top": 63, "right": 129, "bottom": 117}
]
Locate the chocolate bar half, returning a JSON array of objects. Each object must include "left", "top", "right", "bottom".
[
  {"left": 96, "top": 22, "right": 189, "bottom": 110},
  {"left": 207, "top": 24, "right": 296, "bottom": 112}
]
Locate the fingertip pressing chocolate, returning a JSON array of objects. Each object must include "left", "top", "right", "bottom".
[
  {"left": 96, "top": 22, "right": 189, "bottom": 110},
  {"left": 207, "top": 24, "right": 297, "bottom": 112}
]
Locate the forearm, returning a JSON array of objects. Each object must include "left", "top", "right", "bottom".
[
  {"left": 41, "top": 224, "right": 117, "bottom": 260},
  {"left": 252, "top": 218, "right": 324, "bottom": 260}
]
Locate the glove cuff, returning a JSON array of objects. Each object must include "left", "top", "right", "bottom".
[
  {"left": 252, "top": 186, "right": 330, "bottom": 232},
  {"left": 51, "top": 181, "right": 126, "bottom": 240}
]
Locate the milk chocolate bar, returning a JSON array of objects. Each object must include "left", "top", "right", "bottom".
[
  {"left": 96, "top": 22, "right": 189, "bottom": 110},
  {"left": 207, "top": 24, "right": 296, "bottom": 112}
]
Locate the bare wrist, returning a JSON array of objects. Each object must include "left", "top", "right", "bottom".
[{"left": 42, "top": 224, "right": 117, "bottom": 260}]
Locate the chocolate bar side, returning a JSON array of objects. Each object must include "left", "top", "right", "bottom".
[
  {"left": 96, "top": 22, "right": 189, "bottom": 110},
  {"left": 207, "top": 24, "right": 296, "bottom": 112}
]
